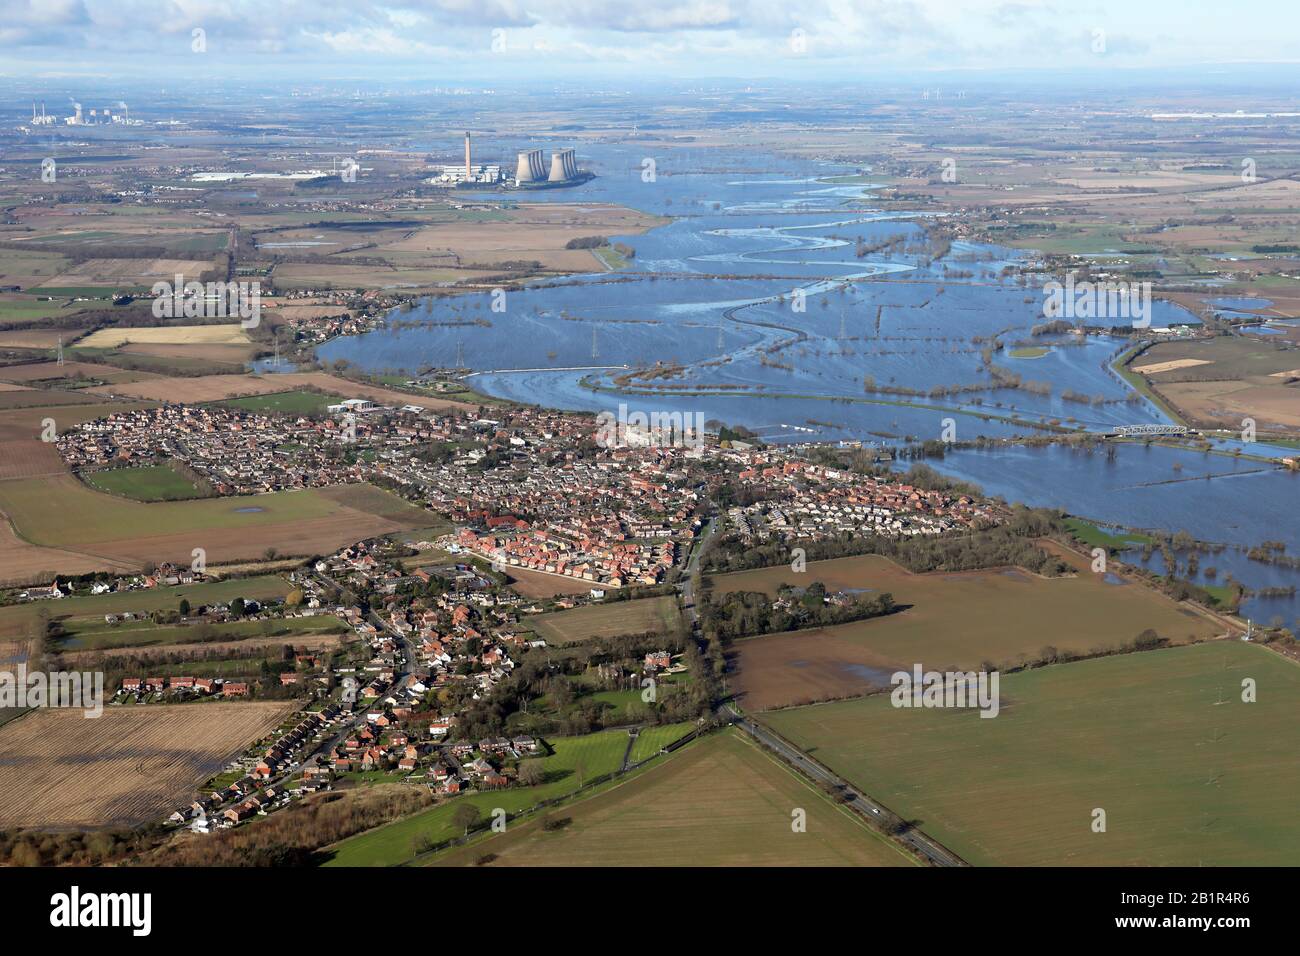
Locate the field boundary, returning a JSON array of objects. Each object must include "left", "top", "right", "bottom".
[{"left": 327, "top": 724, "right": 705, "bottom": 867}]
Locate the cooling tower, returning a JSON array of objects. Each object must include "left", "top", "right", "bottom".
[
  {"left": 515, "top": 148, "right": 544, "bottom": 183},
  {"left": 548, "top": 148, "right": 577, "bottom": 182}
]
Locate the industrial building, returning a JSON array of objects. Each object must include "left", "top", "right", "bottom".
[
  {"left": 60, "top": 101, "right": 139, "bottom": 126},
  {"left": 431, "top": 134, "right": 585, "bottom": 188}
]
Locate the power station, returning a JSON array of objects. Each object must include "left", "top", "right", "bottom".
[
  {"left": 431, "top": 134, "right": 591, "bottom": 189},
  {"left": 513, "top": 146, "right": 588, "bottom": 187}
]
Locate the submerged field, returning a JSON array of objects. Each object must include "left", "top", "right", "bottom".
[
  {"left": 713, "top": 550, "right": 1220, "bottom": 710},
  {"left": 762, "top": 641, "right": 1300, "bottom": 866},
  {"left": 428, "top": 730, "right": 913, "bottom": 867}
]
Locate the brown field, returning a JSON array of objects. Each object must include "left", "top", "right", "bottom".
[
  {"left": 77, "top": 325, "right": 251, "bottom": 349},
  {"left": 0, "top": 328, "right": 89, "bottom": 350},
  {"left": 0, "top": 510, "right": 133, "bottom": 585},
  {"left": 1158, "top": 380, "right": 1300, "bottom": 430},
  {"left": 0, "top": 360, "right": 159, "bottom": 384},
  {"left": 0, "top": 400, "right": 157, "bottom": 482},
  {"left": 387, "top": 203, "right": 665, "bottom": 273},
  {"left": 0, "top": 388, "right": 100, "bottom": 409},
  {"left": 1126, "top": 337, "right": 1300, "bottom": 431},
  {"left": 1133, "top": 357, "right": 1213, "bottom": 374},
  {"left": 36, "top": 257, "right": 214, "bottom": 289},
  {"left": 506, "top": 566, "right": 598, "bottom": 599},
  {"left": 118, "top": 342, "right": 254, "bottom": 365},
  {"left": 713, "top": 548, "right": 1222, "bottom": 711},
  {"left": 528, "top": 596, "right": 680, "bottom": 645},
  {"left": 0, "top": 702, "right": 294, "bottom": 828}
]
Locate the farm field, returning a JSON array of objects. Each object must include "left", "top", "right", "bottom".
[
  {"left": 56, "top": 611, "right": 345, "bottom": 652},
  {"left": 527, "top": 595, "right": 681, "bottom": 645},
  {"left": 0, "top": 701, "right": 294, "bottom": 827},
  {"left": 627, "top": 721, "right": 695, "bottom": 764},
  {"left": 504, "top": 566, "right": 595, "bottom": 598},
  {"left": 219, "top": 390, "right": 335, "bottom": 416},
  {"left": 74, "top": 324, "right": 250, "bottom": 349},
  {"left": 57, "top": 629, "right": 347, "bottom": 667},
  {"left": 428, "top": 730, "right": 913, "bottom": 867},
  {"left": 85, "top": 371, "right": 473, "bottom": 411},
  {"left": 762, "top": 641, "right": 1300, "bottom": 866},
  {"left": 713, "top": 550, "right": 1220, "bottom": 710},
  {"left": 322, "top": 729, "right": 635, "bottom": 867},
  {"left": 84, "top": 464, "right": 206, "bottom": 501},
  {"left": 0, "top": 574, "right": 292, "bottom": 644},
  {"left": 1130, "top": 336, "right": 1300, "bottom": 431},
  {"left": 0, "top": 475, "right": 425, "bottom": 569}
]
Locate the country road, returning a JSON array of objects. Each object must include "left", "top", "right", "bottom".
[
  {"left": 677, "top": 515, "right": 965, "bottom": 867},
  {"left": 723, "top": 704, "right": 966, "bottom": 867}
]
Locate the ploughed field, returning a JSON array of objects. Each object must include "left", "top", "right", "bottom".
[
  {"left": 762, "top": 641, "right": 1300, "bottom": 866},
  {"left": 0, "top": 701, "right": 293, "bottom": 827},
  {"left": 428, "top": 730, "right": 913, "bottom": 867},
  {"left": 712, "top": 550, "right": 1220, "bottom": 711}
]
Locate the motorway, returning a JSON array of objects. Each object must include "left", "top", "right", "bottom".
[{"left": 677, "top": 514, "right": 966, "bottom": 867}]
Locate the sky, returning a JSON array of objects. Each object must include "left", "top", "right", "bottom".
[{"left": 0, "top": 0, "right": 1296, "bottom": 83}]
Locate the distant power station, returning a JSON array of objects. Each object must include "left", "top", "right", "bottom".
[
  {"left": 515, "top": 146, "right": 585, "bottom": 186},
  {"left": 431, "top": 134, "right": 590, "bottom": 189}
]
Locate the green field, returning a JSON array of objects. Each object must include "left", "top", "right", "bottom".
[
  {"left": 428, "top": 730, "right": 914, "bottom": 867},
  {"left": 0, "top": 475, "right": 336, "bottom": 545},
  {"left": 0, "top": 477, "right": 421, "bottom": 566},
  {"left": 627, "top": 721, "right": 694, "bottom": 764},
  {"left": 83, "top": 464, "right": 205, "bottom": 501},
  {"left": 218, "top": 390, "right": 335, "bottom": 416},
  {"left": 322, "top": 729, "right": 635, "bottom": 867},
  {"left": 763, "top": 641, "right": 1300, "bottom": 866},
  {"left": 1063, "top": 518, "right": 1155, "bottom": 551},
  {"left": 528, "top": 596, "right": 681, "bottom": 646},
  {"left": 0, "top": 575, "right": 292, "bottom": 642},
  {"left": 60, "top": 611, "right": 344, "bottom": 651}
]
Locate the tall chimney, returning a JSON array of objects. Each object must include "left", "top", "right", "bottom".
[{"left": 464, "top": 132, "right": 471, "bottom": 178}]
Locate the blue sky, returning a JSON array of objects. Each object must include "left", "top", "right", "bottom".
[{"left": 0, "top": 0, "right": 1295, "bottom": 82}]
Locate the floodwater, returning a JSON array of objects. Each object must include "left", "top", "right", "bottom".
[{"left": 322, "top": 142, "right": 1295, "bottom": 595}]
